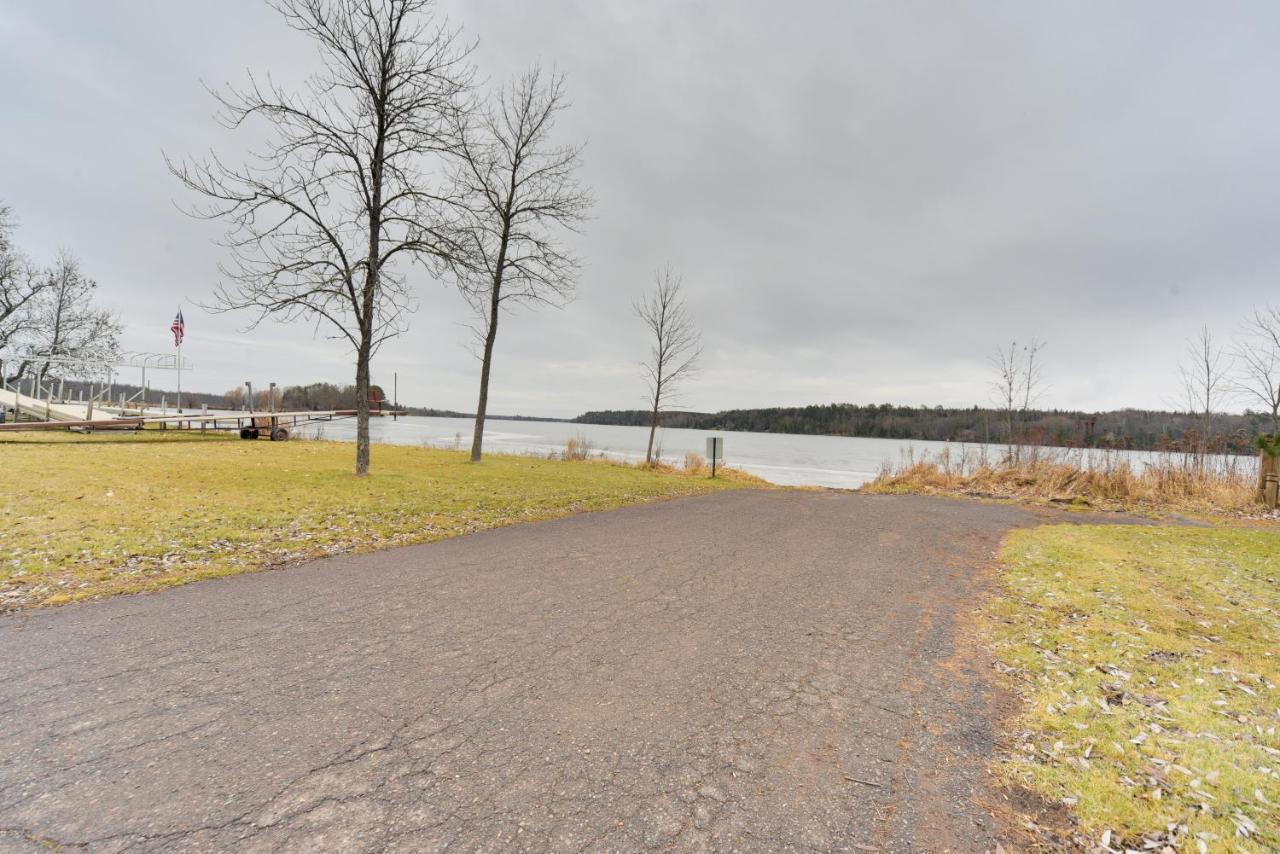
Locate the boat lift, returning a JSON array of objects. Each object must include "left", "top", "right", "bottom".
[
  {"left": 0, "top": 356, "right": 392, "bottom": 439},
  {"left": 0, "top": 351, "right": 194, "bottom": 421},
  {"left": 0, "top": 408, "right": 370, "bottom": 439}
]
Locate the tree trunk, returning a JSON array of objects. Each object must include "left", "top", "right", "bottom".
[
  {"left": 645, "top": 402, "right": 660, "bottom": 465},
  {"left": 470, "top": 306, "right": 499, "bottom": 463},
  {"left": 355, "top": 336, "right": 371, "bottom": 476},
  {"left": 1005, "top": 410, "right": 1016, "bottom": 465},
  {"left": 358, "top": 104, "right": 385, "bottom": 478},
  {"left": 470, "top": 220, "right": 510, "bottom": 463},
  {"left": 357, "top": 201, "right": 379, "bottom": 477},
  {"left": 1258, "top": 450, "right": 1278, "bottom": 503}
]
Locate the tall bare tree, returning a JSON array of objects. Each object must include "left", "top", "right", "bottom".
[
  {"left": 1178, "top": 325, "right": 1230, "bottom": 457},
  {"left": 170, "top": 0, "right": 473, "bottom": 475},
  {"left": 1234, "top": 306, "right": 1280, "bottom": 433},
  {"left": 446, "top": 66, "right": 591, "bottom": 462},
  {"left": 635, "top": 269, "right": 701, "bottom": 465}
]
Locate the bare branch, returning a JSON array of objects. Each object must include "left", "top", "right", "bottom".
[
  {"left": 7, "top": 253, "right": 121, "bottom": 384},
  {"left": 0, "top": 204, "right": 51, "bottom": 360},
  {"left": 989, "top": 338, "right": 1046, "bottom": 462},
  {"left": 1178, "top": 325, "right": 1229, "bottom": 418},
  {"left": 1233, "top": 306, "right": 1280, "bottom": 432},
  {"left": 1176, "top": 324, "right": 1231, "bottom": 462}
]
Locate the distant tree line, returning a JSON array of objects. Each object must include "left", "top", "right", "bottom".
[
  {"left": 573, "top": 403, "right": 1268, "bottom": 454},
  {"left": 232, "top": 382, "right": 389, "bottom": 412},
  {"left": 49, "top": 379, "right": 227, "bottom": 410}
]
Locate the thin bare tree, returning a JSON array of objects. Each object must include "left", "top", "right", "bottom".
[
  {"left": 1234, "top": 306, "right": 1280, "bottom": 433},
  {"left": 991, "top": 341, "right": 1022, "bottom": 461},
  {"left": 1178, "top": 325, "right": 1230, "bottom": 458},
  {"left": 1021, "top": 337, "right": 1046, "bottom": 414},
  {"left": 635, "top": 268, "right": 701, "bottom": 465},
  {"left": 170, "top": 0, "right": 473, "bottom": 475},
  {"left": 1019, "top": 338, "right": 1047, "bottom": 458},
  {"left": 446, "top": 65, "right": 591, "bottom": 462},
  {"left": 989, "top": 338, "right": 1046, "bottom": 463}
]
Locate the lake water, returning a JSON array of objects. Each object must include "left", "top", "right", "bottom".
[{"left": 295, "top": 415, "right": 1242, "bottom": 489}]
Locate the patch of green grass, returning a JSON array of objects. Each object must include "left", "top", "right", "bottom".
[
  {"left": 989, "top": 524, "right": 1280, "bottom": 851},
  {"left": 0, "top": 432, "right": 758, "bottom": 607}
]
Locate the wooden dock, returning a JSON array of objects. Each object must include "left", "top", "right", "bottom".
[{"left": 0, "top": 409, "right": 392, "bottom": 440}]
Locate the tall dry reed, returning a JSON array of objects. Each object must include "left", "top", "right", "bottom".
[
  {"left": 867, "top": 443, "right": 1260, "bottom": 514},
  {"left": 563, "top": 433, "right": 594, "bottom": 461}
]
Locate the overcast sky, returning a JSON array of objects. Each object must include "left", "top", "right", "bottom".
[{"left": 3, "top": 1, "right": 1278, "bottom": 417}]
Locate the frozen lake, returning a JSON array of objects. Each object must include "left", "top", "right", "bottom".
[{"left": 295, "top": 415, "right": 1242, "bottom": 489}]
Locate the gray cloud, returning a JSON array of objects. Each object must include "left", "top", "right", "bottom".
[{"left": 2, "top": 0, "right": 1277, "bottom": 416}]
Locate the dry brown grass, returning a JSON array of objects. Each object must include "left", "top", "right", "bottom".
[
  {"left": 864, "top": 445, "right": 1264, "bottom": 516},
  {"left": 630, "top": 456, "right": 762, "bottom": 484},
  {"left": 562, "top": 432, "right": 594, "bottom": 461}
]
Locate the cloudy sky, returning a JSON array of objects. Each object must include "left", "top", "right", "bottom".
[{"left": 2, "top": 1, "right": 1278, "bottom": 417}]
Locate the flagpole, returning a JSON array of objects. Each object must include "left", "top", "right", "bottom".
[{"left": 175, "top": 308, "right": 183, "bottom": 414}]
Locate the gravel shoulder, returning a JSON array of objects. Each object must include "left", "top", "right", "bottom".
[{"left": 0, "top": 490, "right": 1034, "bottom": 852}]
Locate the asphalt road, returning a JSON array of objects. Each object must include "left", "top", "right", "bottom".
[{"left": 0, "top": 490, "right": 1031, "bottom": 852}]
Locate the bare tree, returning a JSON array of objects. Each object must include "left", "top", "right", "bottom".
[
  {"left": 446, "top": 65, "right": 591, "bottom": 462},
  {"left": 4, "top": 252, "right": 120, "bottom": 385},
  {"left": 1234, "top": 306, "right": 1280, "bottom": 433},
  {"left": 170, "top": 0, "right": 473, "bottom": 475},
  {"left": 990, "top": 339, "right": 1045, "bottom": 462},
  {"left": 635, "top": 269, "right": 701, "bottom": 465},
  {"left": 28, "top": 254, "right": 122, "bottom": 382},
  {"left": 1019, "top": 338, "right": 1047, "bottom": 459},
  {"left": 1021, "top": 337, "right": 1046, "bottom": 414},
  {"left": 1178, "top": 325, "right": 1230, "bottom": 457},
  {"left": 991, "top": 342, "right": 1022, "bottom": 460},
  {"left": 0, "top": 203, "right": 49, "bottom": 372}
]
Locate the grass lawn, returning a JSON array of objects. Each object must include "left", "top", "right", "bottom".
[
  {"left": 989, "top": 524, "right": 1280, "bottom": 851},
  {"left": 0, "top": 431, "right": 756, "bottom": 608}
]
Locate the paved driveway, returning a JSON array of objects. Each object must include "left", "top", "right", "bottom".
[{"left": 0, "top": 491, "right": 1029, "bottom": 852}]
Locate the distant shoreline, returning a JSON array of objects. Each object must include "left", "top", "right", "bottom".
[
  {"left": 382, "top": 411, "right": 1262, "bottom": 457},
  {"left": 567, "top": 405, "right": 1268, "bottom": 455}
]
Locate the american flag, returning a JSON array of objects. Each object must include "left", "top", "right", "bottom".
[{"left": 170, "top": 309, "right": 185, "bottom": 347}]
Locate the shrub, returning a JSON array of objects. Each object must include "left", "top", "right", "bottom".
[{"left": 563, "top": 433, "right": 593, "bottom": 461}]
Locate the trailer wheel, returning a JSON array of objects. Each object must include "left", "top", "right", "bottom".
[
  {"left": 239, "top": 427, "right": 260, "bottom": 440},
  {"left": 270, "top": 427, "right": 290, "bottom": 442}
]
